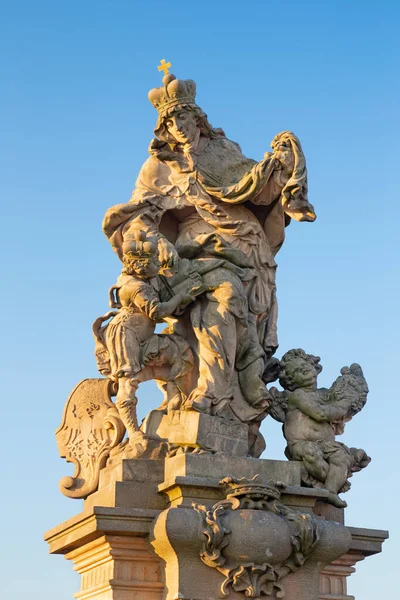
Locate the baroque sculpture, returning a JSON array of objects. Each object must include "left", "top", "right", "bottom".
[
  {"left": 269, "top": 350, "right": 371, "bottom": 507},
  {"left": 96, "top": 69, "right": 316, "bottom": 454},
  {"left": 48, "top": 62, "right": 386, "bottom": 600},
  {"left": 193, "top": 476, "right": 321, "bottom": 599}
]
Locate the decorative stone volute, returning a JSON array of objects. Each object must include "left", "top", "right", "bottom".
[
  {"left": 149, "top": 473, "right": 352, "bottom": 600},
  {"left": 193, "top": 477, "right": 321, "bottom": 599},
  {"left": 56, "top": 378, "right": 125, "bottom": 498}
]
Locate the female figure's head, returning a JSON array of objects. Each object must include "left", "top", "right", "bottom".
[
  {"left": 148, "top": 73, "right": 224, "bottom": 145},
  {"left": 154, "top": 104, "right": 222, "bottom": 145}
]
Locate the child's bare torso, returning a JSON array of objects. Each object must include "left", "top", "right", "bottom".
[{"left": 284, "top": 389, "right": 335, "bottom": 443}]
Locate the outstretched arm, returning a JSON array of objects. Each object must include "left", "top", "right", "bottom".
[
  {"left": 131, "top": 278, "right": 202, "bottom": 322},
  {"left": 291, "top": 389, "right": 348, "bottom": 423}
]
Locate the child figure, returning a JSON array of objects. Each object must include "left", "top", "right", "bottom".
[
  {"left": 269, "top": 349, "right": 370, "bottom": 508},
  {"left": 93, "top": 232, "right": 203, "bottom": 444}
]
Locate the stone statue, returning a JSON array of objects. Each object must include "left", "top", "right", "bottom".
[
  {"left": 55, "top": 68, "right": 371, "bottom": 505},
  {"left": 269, "top": 349, "right": 371, "bottom": 507},
  {"left": 92, "top": 232, "right": 201, "bottom": 443},
  {"left": 49, "top": 65, "right": 387, "bottom": 600},
  {"left": 100, "top": 71, "right": 316, "bottom": 456}
]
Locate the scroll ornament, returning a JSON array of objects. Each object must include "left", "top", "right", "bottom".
[
  {"left": 56, "top": 379, "right": 125, "bottom": 498},
  {"left": 193, "top": 476, "right": 321, "bottom": 599}
]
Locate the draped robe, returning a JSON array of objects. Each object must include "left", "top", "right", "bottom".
[{"left": 103, "top": 130, "right": 316, "bottom": 423}]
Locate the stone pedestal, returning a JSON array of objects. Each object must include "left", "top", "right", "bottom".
[
  {"left": 45, "top": 456, "right": 388, "bottom": 600},
  {"left": 318, "top": 527, "right": 388, "bottom": 600},
  {"left": 143, "top": 409, "right": 250, "bottom": 456},
  {"left": 46, "top": 507, "right": 162, "bottom": 600},
  {"left": 68, "top": 536, "right": 163, "bottom": 600},
  {"left": 319, "top": 554, "right": 360, "bottom": 600}
]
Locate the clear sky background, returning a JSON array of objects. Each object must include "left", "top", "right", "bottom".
[{"left": 1, "top": 1, "right": 398, "bottom": 598}]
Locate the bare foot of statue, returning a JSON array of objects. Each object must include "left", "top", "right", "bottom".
[
  {"left": 183, "top": 395, "right": 213, "bottom": 413},
  {"left": 327, "top": 492, "right": 347, "bottom": 509},
  {"left": 128, "top": 430, "right": 147, "bottom": 444}
]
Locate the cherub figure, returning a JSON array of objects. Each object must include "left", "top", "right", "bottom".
[
  {"left": 269, "top": 349, "right": 371, "bottom": 508},
  {"left": 93, "top": 232, "right": 204, "bottom": 445}
]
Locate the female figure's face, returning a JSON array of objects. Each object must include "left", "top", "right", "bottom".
[{"left": 165, "top": 110, "right": 199, "bottom": 144}]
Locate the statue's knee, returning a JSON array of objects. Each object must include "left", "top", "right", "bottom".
[
  {"left": 302, "top": 443, "right": 321, "bottom": 465},
  {"left": 330, "top": 449, "right": 352, "bottom": 469}
]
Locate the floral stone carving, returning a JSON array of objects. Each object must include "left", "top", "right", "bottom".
[
  {"left": 56, "top": 378, "right": 125, "bottom": 498},
  {"left": 193, "top": 476, "right": 321, "bottom": 599}
]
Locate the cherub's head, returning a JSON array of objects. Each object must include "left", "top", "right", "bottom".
[
  {"left": 122, "top": 232, "right": 160, "bottom": 279},
  {"left": 279, "top": 349, "right": 322, "bottom": 391},
  {"left": 122, "top": 252, "right": 159, "bottom": 279}
]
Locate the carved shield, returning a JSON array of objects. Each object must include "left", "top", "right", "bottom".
[{"left": 56, "top": 378, "right": 125, "bottom": 498}]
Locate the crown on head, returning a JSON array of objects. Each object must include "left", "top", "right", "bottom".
[{"left": 148, "top": 74, "right": 197, "bottom": 116}]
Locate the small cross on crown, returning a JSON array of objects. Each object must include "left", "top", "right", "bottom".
[{"left": 157, "top": 59, "right": 171, "bottom": 76}]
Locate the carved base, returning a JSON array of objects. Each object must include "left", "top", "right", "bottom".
[
  {"left": 318, "top": 528, "right": 389, "bottom": 600},
  {"left": 319, "top": 553, "right": 359, "bottom": 600},
  {"left": 68, "top": 535, "right": 163, "bottom": 600},
  {"left": 45, "top": 457, "right": 388, "bottom": 600},
  {"left": 143, "top": 409, "right": 249, "bottom": 456}
]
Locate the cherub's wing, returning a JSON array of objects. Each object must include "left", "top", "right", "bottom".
[
  {"left": 269, "top": 387, "right": 289, "bottom": 423},
  {"left": 329, "top": 363, "right": 369, "bottom": 418}
]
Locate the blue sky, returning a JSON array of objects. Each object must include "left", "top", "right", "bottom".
[{"left": 1, "top": 1, "right": 398, "bottom": 598}]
